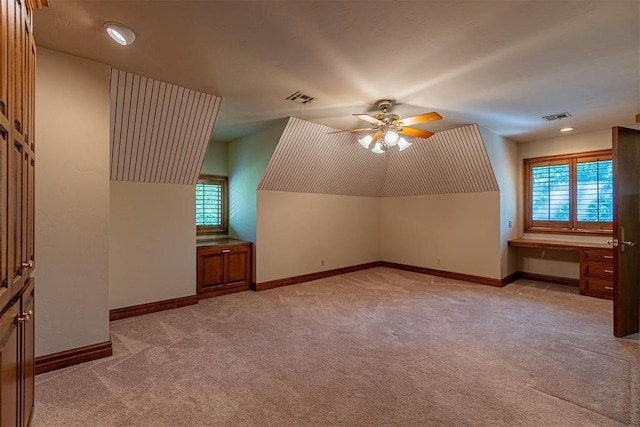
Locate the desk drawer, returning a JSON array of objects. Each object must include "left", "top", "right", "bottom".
[
  {"left": 581, "top": 248, "right": 614, "bottom": 262},
  {"left": 584, "top": 260, "right": 614, "bottom": 277},
  {"left": 584, "top": 276, "right": 614, "bottom": 293}
]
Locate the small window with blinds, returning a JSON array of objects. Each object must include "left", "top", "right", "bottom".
[
  {"left": 524, "top": 150, "right": 612, "bottom": 235},
  {"left": 196, "top": 175, "right": 228, "bottom": 235}
]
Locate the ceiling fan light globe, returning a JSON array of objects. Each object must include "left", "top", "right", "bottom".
[
  {"left": 371, "top": 142, "right": 385, "bottom": 154},
  {"left": 398, "top": 137, "right": 412, "bottom": 151},
  {"left": 384, "top": 131, "right": 399, "bottom": 146},
  {"left": 358, "top": 134, "right": 374, "bottom": 149}
]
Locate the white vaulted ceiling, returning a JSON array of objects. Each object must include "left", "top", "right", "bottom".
[
  {"left": 34, "top": 1, "right": 639, "bottom": 143},
  {"left": 259, "top": 119, "right": 498, "bottom": 197},
  {"left": 109, "top": 69, "right": 222, "bottom": 184}
]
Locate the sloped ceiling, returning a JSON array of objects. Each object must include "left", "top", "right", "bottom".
[
  {"left": 258, "top": 117, "right": 387, "bottom": 197},
  {"left": 109, "top": 69, "right": 222, "bottom": 184},
  {"left": 259, "top": 119, "right": 498, "bottom": 197},
  {"left": 383, "top": 124, "right": 499, "bottom": 196}
]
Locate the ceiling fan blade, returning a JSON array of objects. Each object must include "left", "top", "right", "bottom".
[
  {"left": 398, "top": 127, "right": 435, "bottom": 139},
  {"left": 327, "top": 127, "right": 377, "bottom": 135},
  {"left": 353, "top": 114, "right": 384, "bottom": 126},
  {"left": 393, "top": 112, "right": 442, "bottom": 126}
]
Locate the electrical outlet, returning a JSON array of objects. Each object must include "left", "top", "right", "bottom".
[
  {"left": 508, "top": 220, "right": 512, "bottom": 228},
  {"left": 321, "top": 260, "right": 325, "bottom": 267},
  {"left": 437, "top": 258, "right": 441, "bottom": 266}
]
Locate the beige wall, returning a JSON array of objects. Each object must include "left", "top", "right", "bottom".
[
  {"left": 516, "top": 128, "right": 612, "bottom": 278},
  {"left": 109, "top": 181, "right": 196, "bottom": 309},
  {"left": 35, "top": 48, "right": 111, "bottom": 356},
  {"left": 201, "top": 140, "right": 228, "bottom": 176},
  {"left": 480, "top": 127, "right": 519, "bottom": 278},
  {"left": 379, "top": 192, "right": 501, "bottom": 279},
  {"left": 256, "top": 191, "right": 380, "bottom": 283}
]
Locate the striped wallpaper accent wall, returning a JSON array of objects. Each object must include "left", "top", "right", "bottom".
[
  {"left": 382, "top": 124, "right": 499, "bottom": 197},
  {"left": 109, "top": 69, "right": 222, "bottom": 184},
  {"left": 258, "top": 117, "right": 388, "bottom": 197}
]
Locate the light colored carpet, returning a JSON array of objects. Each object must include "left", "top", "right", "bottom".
[{"left": 34, "top": 267, "right": 640, "bottom": 426}]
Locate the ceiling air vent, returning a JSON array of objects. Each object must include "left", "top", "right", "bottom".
[
  {"left": 542, "top": 112, "right": 572, "bottom": 121},
  {"left": 286, "top": 91, "right": 315, "bottom": 104}
]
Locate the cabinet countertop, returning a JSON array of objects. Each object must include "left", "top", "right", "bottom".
[
  {"left": 508, "top": 238, "right": 612, "bottom": 251},
  {"left": 197, "top": 238, "right": 251, "bottom": 248}
]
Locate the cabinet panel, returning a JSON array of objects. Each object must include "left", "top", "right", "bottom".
[
  {"left": 20, "top": 281, "right": 33, "bottom": 427},
  {"left": 0, "top": 127, "right": 7, "bottom": 309},
  {"left": 11, "top": 0, "right": 24, "bottom": 136},
  {"left": 0, "top": 299, "right": 20, "bottom": 427},
  {"left": 0, "top": 0, "right": 9, "bottom": 123},
  {"left": 227, "top": 251, "right": 248, "bottom": 285},
  {"left": 8, "top": 139, "right": 23, "bottom": 286},
  {"left": 25, "top": 155, "right": 31, "bottom": 268},
  {"left": 201, "top": 252, "right": 224, "bottom": 288}
]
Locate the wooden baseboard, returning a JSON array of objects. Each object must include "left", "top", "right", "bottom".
[
  {"left": 380, "top": 261, "right": 504, "bottom": 287},
  {"left": 198, "top": 284, "right": 250, "bottom": 299},
  {"left": 255, "top": 262, "right": 382, "bottom": 291},
  {"left": 109, "top": 295, "right": 198, "bottom": 321},
  {"left": 516, "top": 271, "right": 579, "bottom": 287},
  {"left": 35, "top": 341, "right": 112, "bottom": 375},
  {"left": 501, "top": 271, "right": 521, "bottom": 286}
]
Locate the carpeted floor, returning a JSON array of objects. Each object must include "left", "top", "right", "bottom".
[{"left": 34, "top": 267, "right": 640, "bottom": 426}]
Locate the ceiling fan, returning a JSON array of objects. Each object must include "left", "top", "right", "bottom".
[{"left": 330, "top": 100, "right": 442, "bottom": 153}]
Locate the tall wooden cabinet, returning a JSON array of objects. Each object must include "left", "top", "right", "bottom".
[{"left": 0, "top": 0, "right": 42, "bottom": 425}]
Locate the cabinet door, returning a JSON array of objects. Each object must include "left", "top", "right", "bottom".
[
  {"left": 0, "top": 0, "right": 11, "bottom": 125},
  {"left": 11, "top": 0, "right": 25, "bottom": 137},
  {"left": 227, "top": 249, "right": 249, "bottom": 286},
  {"left": 0, "top": 127, "right": 8, "bottom": 310},
  {"left": 8, "top": 139, "right": 24, "bottom": 290},
  {"left": 20, "top": 280, "right": 33, "bottom": 427},
  {"left": 0, "top": 298, "right": 20, "bottom": 427},
  {"left": 199, "top": 250, "right": 224, "bottom": 289},
  {"left": 25, "top": 154, "right": 32, "bottom": 269}
]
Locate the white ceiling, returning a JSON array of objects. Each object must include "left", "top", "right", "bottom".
[{"left": 34, "top": 1, "right": 639, "bottom": 143}]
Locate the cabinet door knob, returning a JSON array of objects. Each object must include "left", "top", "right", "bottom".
[
  {"left": 604, "top": 269, "right": 613, "bottom": 274},
  {"left": 22, "top": 260, "right": 33, "bottom": 269},
  {"left": 222, "top": 249, "right": 230, "bottom": 253},
  {"left": 17, "top": 310, "right": 32, "bottom": 323}
]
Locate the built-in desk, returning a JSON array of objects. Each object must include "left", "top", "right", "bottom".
[{"left": 508, "top": 239, "right": 614, "bottom": 300}]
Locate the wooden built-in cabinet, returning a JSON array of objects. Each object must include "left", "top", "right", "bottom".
[
  {"left": 0, "top": 0, "right": 41, "bottom": 425},
  {"left": 580, "top": 248, "right": 614, "bottom": 300},
  {"left": 509, "top": 239, "right": 614, "bottom": 300},
  {"left": 197, "top": 240, "right": 252, "bottom": 299}
]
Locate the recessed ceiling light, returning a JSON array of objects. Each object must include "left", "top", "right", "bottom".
[
  {"left": 105, "top": 22, "right": 136, "bottom": 46},
  {"left": 560, "top": 127, "right": 574, "bottom": 132}
]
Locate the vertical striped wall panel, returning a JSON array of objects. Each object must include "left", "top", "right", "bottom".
[
  {"left": 382, "top": 124, "right": 499, "bottom": 197},
  {"left": 259, "top": 120, "right": 498, "bottom": 198},
  {"left": 258, "top": 117, "right": 388, "bottom": 197},
  {"left": 109, "top": 69, "right": 222, "bottom": 184}
]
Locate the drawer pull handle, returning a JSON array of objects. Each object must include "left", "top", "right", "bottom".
[
  {"left": 604, "top": 269, "right": 613, "bottom": 274},
  {"left": 605, "top": 286, "right": 613, "bottom": 291},
  {"left": 222, "top": 250, "right": 230, "bottom": 253},
  {"left": 604, "top": 255, "right": 613, "bottom": 259}
]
